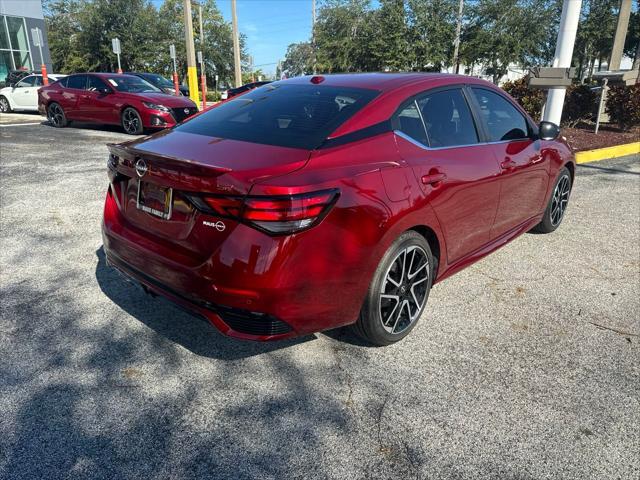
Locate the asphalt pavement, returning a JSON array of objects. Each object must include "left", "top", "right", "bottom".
[{"left": 1, "top": 117, "right": 638, "bottom": 479}]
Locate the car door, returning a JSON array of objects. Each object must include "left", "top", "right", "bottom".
[
  {"left": 61, "top": 74, "right": 87, "bottom": 119},
  {"left": 79, "top": 75, "right": 116, "bottom": 123},
  {"left": 469, "top": 87, "right": 549, "bottom": 238},
  {"left": 11, "top": 75, "right": 40, "bottom": 109},
  {"left": 394, "top": 87, "right": 502, "bottom": 264}
]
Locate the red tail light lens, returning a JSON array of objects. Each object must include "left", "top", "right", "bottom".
[
  {"left": 187, "top": 189, "right": 339, "bottom": 235},
  {"left": 243, "top": 190, "right": 338, "bottom": 234}
]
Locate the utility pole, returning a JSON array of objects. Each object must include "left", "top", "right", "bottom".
[
  {"left": 312, "top": 0, "right": 316, "bottom": 74},
  {"left": 609, "top": 0, "right": 632, "bottom": 71},
  {"left": 183, "top": 0, "right": 199, "bottom": 105},
  {"left": 452, "top": 0, "right": 464, "bottom": 74},
  {"left": 231, "top": 0, "right": 242, "bottom": 87},
  {"left": 542, "top": 0, "right": 582, "bottom": 126},
  {"left": 196, "top": 2, "right": 206, "bottom": 107}
]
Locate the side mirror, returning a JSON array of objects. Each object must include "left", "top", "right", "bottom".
[{"left": 538, "top": 121, "right": 560, "bottom": 141}]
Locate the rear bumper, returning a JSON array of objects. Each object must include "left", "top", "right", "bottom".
[
  {"left": 105, "top": 250, "right": 295, "bottom": 340},
  {"left": 101, "top": 187, "right": 367, "bottom": 341}
]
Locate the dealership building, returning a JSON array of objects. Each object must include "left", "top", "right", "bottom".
[{"left": 0, "top": 0, "right": 51, "bottom": 80}]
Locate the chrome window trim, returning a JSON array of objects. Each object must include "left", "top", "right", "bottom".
[{"left": 394, "top": 129, "right": 533, "bottom": 151}]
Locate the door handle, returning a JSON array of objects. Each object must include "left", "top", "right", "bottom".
[
  {"left": 500, "top": 158, "right": 517, "bottom": 170},
  {"left": 421, "top": 172, "right": 447, "bottom": 187},
  {"left": 529, "top": 153, "right": 544, "bottom": 164}
]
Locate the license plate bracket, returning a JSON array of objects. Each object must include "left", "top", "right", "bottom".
[{"left": 136, "top": 180, "right": 173, "bottom": 220}]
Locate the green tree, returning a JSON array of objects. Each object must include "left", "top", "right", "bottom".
[
  {"left": 43, "top": 0, "right": 88, "bottom": 72},
  {"left": 282, "top": 42, "right": 314, "bottom": 76},
  {"left": 461, "top": 0, "right": 560, "bottom": 83},
  {"left": 314, "top": 0, "right": 376, "bottom": 72},
  {"left": 407, "top": 0, "right": 457, "bottom": 71},
  {"left": 369, "top": 0, "right": 411, "bottom": 71},
  {"left": 573, "top": 0, "right": 619, "bottom": 79}
]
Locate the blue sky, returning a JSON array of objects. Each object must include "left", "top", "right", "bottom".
[{"left": 153, "top": 0, "right": 315, "bottom": 75}]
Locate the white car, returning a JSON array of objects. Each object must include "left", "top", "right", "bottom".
[{"left": 0, "top": 74, "right": 65, "bottom": 113}]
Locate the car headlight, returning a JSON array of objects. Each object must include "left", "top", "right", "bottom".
[{"left": 142, "top": 102, "right": 171, "bottom": 112}]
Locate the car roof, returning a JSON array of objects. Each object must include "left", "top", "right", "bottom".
[{"left": 279, "top": 72, "right": 471, "bottom": 92}]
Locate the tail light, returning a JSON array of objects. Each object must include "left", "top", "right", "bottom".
[{"left": 186, "top": 189, "right": 339, "bottom": 235}]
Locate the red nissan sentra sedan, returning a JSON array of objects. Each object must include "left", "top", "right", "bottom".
[
  {"left": 102, "top": 73, "right": 575, "bottom": 345},
  {"left": 38, "top": 73, "right": 198, "bottom": 135}
]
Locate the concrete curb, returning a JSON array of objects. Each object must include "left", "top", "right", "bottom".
[{"left": 575, "top": 142, "right": 640, "bottom": 164}]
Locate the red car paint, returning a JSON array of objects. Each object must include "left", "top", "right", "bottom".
[
  {"left": 101, "top": 73, "right": 575, "bottom": 341},
  {"left": 38, "top": 73, "right": 198, "bottom": 130}
]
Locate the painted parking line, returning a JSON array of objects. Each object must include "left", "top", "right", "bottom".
[{"left": 0, "top": 122, "right": 43, "bottom": 127}]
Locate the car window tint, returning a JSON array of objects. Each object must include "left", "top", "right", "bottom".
[
  {"left": 418, "top": 89, "right": 478, "bottom": 148},
  {"left": 66, "top": 75, "right": 87, "bottom": 90},
  {"left": 17, "top": 76, "right": 37, "bottom": 87},
  {"left": 471, "top": 88, "right": 529, "bottom": 141},
  {"left": 176, "top": 84, "right": 379, "bottom": 150},
  {"left": 33, "top": 76, "right": 43, "bottom": 86},
  {"left": 396, "top": 101, "right": 428, "bottom": 146},
  {"left": 87, "top": 76, "right": 108, "bottom": 92},
  {"left": 57, "top": 76, "right": 68, "bottom": 87}
]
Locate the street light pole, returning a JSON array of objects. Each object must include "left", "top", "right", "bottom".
[
  {"left": 183, "top": 0, "right": 200, "bottom": 105},
  {"left": 231, "top": 0, "right": 242, "bottom": 87},
  {"left": 197, "top": 2, "right": 206, "bottom": 107},
  {"left": 452, "top": 0, "right": 464, "bottom": 74},
  {"left": 542, "top": 0, "right": 582, "bottom": 125}
]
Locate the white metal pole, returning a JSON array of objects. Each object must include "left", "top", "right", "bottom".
[{"left": 543, "top": 0, "right": 582, "bottom": 125}]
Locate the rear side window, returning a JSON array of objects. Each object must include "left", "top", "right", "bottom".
[
  {"left": 471, "top": 88, "right": 529, "bottom": 141},
  {"left": 176, "top": 84, "right": 379, "bottom": 150},
  {"left": 396, "top": 101, "right": 428, "bottom": 146},
  {"left": 66, "top": 75, "right": 87, "bottom": 90},
  {"left": 418, "top": 89, "right": 479, "bottom": 148}
]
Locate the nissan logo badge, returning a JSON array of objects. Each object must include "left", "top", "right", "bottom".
[
  {"left": 135, "top": 158, "right": 148, "bottom": 178},
  {"left": 184, "top": 108, "right": 190, "bottom": 114}
]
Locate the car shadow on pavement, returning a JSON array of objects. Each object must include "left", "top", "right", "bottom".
[{"left": 94, "top": 248, "right": 315, "bottom": 360}]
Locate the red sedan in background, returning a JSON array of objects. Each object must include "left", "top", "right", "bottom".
[
  {"left": 38, "top": 73, "right": 198, "bottom": 134},
  {"left": 102, "top": 73, "right": 575, "bottom": 345}
]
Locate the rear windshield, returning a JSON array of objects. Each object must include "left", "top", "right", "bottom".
[
  {"left": 175, "top": 83, "right": 379, "bottom": 149},
  {"left": 105, "top": 76, "right": 160, "bottom": 93},
  {"left": 140, "top": 73, "right": 173, "bottom": 88}
]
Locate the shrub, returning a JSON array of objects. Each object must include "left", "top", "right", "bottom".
[
  {"left": 502, "top": 77, "right": 545, "bottom": 120},
  {"left": 606, "top": 84, "right": 640, "bottom": 130},
  {"left": 561, "top": 84, "right": 598, "bottom": 127},
  {"left": 205, "top": 90, "right": 222, "bottom": 102}
]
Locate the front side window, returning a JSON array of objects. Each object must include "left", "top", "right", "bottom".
[
  {"left": 396, "top": 101, "right": 428, "bottom": 146},
  {"left": 87, "top": 76, "right": 108, "bottom": 92},
  {"left": 16, "top": 75, "right": 37, "bottom": 87},
  {"left": 176, "top": 84, "right": 379, "bottom": 150},
  {"left": 105, "top": 76, "right": 160, "bottom": 93},
  {"left": 418, "top": 89, "right": 479, "bottom": 148},
  {"left": 141, "top": 74, "right": 173, "bottom": 88},
  {"left": 471, "top": 88, "right": 529, "bottom": 141},
  {"left": 66, "top": 75, "right": 87, "bottom": 90}
]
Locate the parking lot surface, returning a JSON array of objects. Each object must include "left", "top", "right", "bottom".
[{"left": 1, "top": 117, "right": 638, "bottom": 479}]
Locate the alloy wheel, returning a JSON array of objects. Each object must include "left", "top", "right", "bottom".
[
  {"left": 379, "top": 245, "right": 430, "bottom": 335},
  {"left": 48, "top": 104, "right": 64, "bottom": 126},
  {"left": 0, "top": 97, "right": 9, "bottom": 113},
  {"left": 122, "top": 109, "right": 141, "bottom": 134},
  {"left": 550, "top": 174, "right": 570, "bottom": 226}
]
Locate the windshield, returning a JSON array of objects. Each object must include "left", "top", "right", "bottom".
[
  {"left": 141, "top": 74, "right": 173, "bottom": 88},
  {"left": 175, "top": 83, "right": 379, "bottom": 149},
  {"left": 105, "top": 76, "right": 160, "bottom": 93}
]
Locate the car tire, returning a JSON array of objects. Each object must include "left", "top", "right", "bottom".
[
  {"left": 47, "top": 102, "right": 68, "bottom": 127},
  {"left": 533, "top": 167, "right": 572, "bottom": 234},
  {"left": 0, "top": 96, "right": 12, "bottom": 113},
  {"left": 352, "top": 230, "right": 434, "bottom": 346},
  {"left": 121, "top": 107, "right": 143, "bottom": 135}
]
